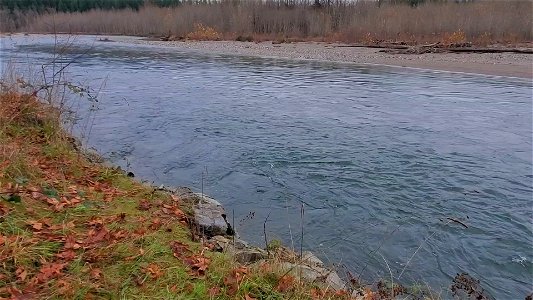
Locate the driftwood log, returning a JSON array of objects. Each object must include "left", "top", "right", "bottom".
[{"left": 334, "top": 43, "right": 533, "bottom": 54}]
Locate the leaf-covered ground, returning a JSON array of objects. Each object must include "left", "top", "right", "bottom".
[{"left": 0, "top": 91, "right": 361, "bottom": 299}]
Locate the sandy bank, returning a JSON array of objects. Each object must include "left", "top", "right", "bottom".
[{"left": 114, "top": 36, "right": 532, "bottom": 79}]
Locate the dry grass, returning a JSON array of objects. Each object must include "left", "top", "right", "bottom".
[{"left": 1, "top": 1, "right": 531, "bottom": 44}]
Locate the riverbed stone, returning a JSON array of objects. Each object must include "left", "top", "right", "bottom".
[
  {"left": 278, "top": 262, "right": 345, "bottom": 291},
  {"left": 210, "top": 235, "right": 267, "bottom": 264},
  {"left": 300, "top": 251, "right": 324, "bottom": 267},
  {"left": 451, "top": 273, "right": 495, "bottom": 300},
  {"left": 192, "top": 193, "right": 233, "bottom": 237}
]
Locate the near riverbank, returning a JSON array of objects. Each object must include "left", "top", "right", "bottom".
[
  {"left": 0, "top": 86, "right": 359, "bottom": 299},
  {"left": 115, "top": 36, "right": 532, "bottom": 79}
]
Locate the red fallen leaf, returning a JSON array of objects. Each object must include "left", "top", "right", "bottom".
[
  {"left": 85, "top": 227, "right": 110, "bottom": 244},
  {"left": 208, "top": 286, "right": 220, "bottom": 297},
  {"left": 41, "top": 218, "right": 52, "bottom": 227},
  {"left": 64, "top": 236, "right": 81, "bottom": 250},
  {"left": 15, "top": 267, "right": 27, "bottom": 281},
  {"left": 56, "top": 250, "right": 77, "bottom": 261},
  {"left": 137, "top": 200, "right": 151, "bottom": 211},
  {"left": 173, "top": 208, "right": 186, "bottom": 218},
  {"left": 69, "top": 197, "right": 81, "bottom": 206},
  {"left": 0, "top": 203, "right": 8, "bottom": 215},
  {"left": 170, "top": 241, "right": 191, "bottom": 259},
  {"left": 90, "top": 268, "right": 103, "bottom": 280},
  {"left": 56, "top": 279, "right": 71, "bottom": 295},
  {"left": 223, "top": 267, "right": 248, "bottom": 295},
  {"left": 112, "top": 230, "right": 129, "bottom": 240},
  {"left": 149, "top": 218, "right": 162, "bottom": 230},
  {"left": 276, "top": 275, "right": 295, "bottom": 292},
  {"left": 335, "top": 290, "right": 349, "bottom": 297},
  {"left": 36, "top": 262, "right": 67, "bottom": 282},
  {"left": 27, "top": 186, "right": 39, "bottom": 193},
  {"left": 145, "top": 264, "right": 163, "bottom": 279},
  {"left": 46, "top": 198, "right": 59, "bottom": 206},
  {"left": 311, "top": 288, "right": 326, "bottom": 300},
  {"left": 133, "top": 227, "right": 146, "bottom": 237},
  {"left": 363, "top": 287, "right": 377, "bottom": 300},
  {"left": 187, "top": 256, "right": 210, "bottom": 276},
  {"left": 0, "top": 235, "right": 5, "bottom": 245},
  {"left": 4, "top": 286, "right": 35, "bottom": 300},
  {"left": 26, "top": 220, "right": 43, "bottom": 231},
  {"left": 63, "top": 221, "right": 76, "bottom": 230},
  {"left": 87, "top": 218, "right": 103, "bottom": 227}
]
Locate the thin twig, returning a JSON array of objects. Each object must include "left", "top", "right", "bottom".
[{"left": 263, "top": 212, "right": 271, "bottom": 255}]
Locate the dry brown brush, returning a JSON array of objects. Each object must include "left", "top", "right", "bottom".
[{"left": 1, "top": 0, "right": 531, "bottom": 44}]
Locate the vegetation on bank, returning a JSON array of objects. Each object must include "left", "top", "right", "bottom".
[
  {"left": 0, "top": 83, "right": 367, "bottom": 298},
  {"left": 1, "top": 0, "right": 531, "bottom": 46}
]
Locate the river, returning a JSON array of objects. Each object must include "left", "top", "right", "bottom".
[{"left": 1, "top": 35, "right": 531, "bottom": 298}]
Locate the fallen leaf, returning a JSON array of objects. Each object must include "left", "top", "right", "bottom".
[
  {"left": 85, "top": 226, "right": 110, "bottom": 244},
  {"left": 311, "top": 288, "right": 326, "bottom": 300},
  {"left": 188, "top": 256, "right": 210, "bottom": 276},
  {"left": 87, "top": 218, "right": 103, "bottom": 227},
  {"left": 223, "top": 267, "right": 248, "bottom": 295},
  {"left": 137, "top": 200, "right": 151, "bottom": 211},
  {"left": 56, "top": 279, "right": 72, "bottom": 296},
  {"left": 15, "top": 267, "right": 27, "bottom": 281},
  {"left": 208, "top": 286, "right": 220, "bottom": 297},
  {"left": 145, "top": 264, "right": 163, "bottom": 279},
  {"left": 27, "top": 220, "right": 43, "bottom": 231},
  {"left": 170, "top": 241, "right": 191, "bottom": 259},
  {"left": 149, "top": 218, "right": 162, "bottom": 230},
  {"left": 64, "top": 236, "right": 81, "bottom": 250},
  {"left": 363, "top": 287, "right": 377, "bottom": 300},
  {"left": 56, "top": 250, "right": 77, "bottom": 261},
  {"left": 36, "top": 262, "right": 67, "bottom": 282},
  {"left": 90, "top": 268, "right": 103, "bottom": 280},
  {"left": 276, "top": 275, "right": 295, "bottom": 292}
]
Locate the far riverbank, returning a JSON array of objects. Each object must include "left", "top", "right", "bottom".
[{"left": 112, "top": 36, "right": 533, "bottom": 79}]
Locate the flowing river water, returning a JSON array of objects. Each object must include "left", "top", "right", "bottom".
[{"left": 1, "top": 35, "right": 532, "bottom": 298}]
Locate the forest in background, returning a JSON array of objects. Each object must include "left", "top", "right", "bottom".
[{"left": 1, "top": 0, "right": 531, "bottom": 45}]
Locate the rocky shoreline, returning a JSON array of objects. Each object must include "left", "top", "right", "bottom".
[
  {"left": 151, "top": 184, "right": 502, "bottom": 300},
  {"left": 157, "top": 185, "right": 349, "bottom": 292}
]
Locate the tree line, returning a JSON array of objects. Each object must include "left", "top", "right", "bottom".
[
  {"left": 0, "top": 0, "right": 185, "bottom": 12},
  {"left": 0, "top": 0, "right": 452, "bottom": 13}
]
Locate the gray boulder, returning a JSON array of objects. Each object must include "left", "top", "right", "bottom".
[
  {"left": 193, "top": 193, "right": 233, "bottom": 237},
  {"left": 278, "top": 262, "right": 346, "bottom": 291}
]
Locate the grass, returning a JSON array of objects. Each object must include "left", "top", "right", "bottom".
[
  {"left": 0, "top": 86, "right": 360, "bottom": 299},
  {"left": 1, "top": 0, "right": 531, "bottom": 45}
]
